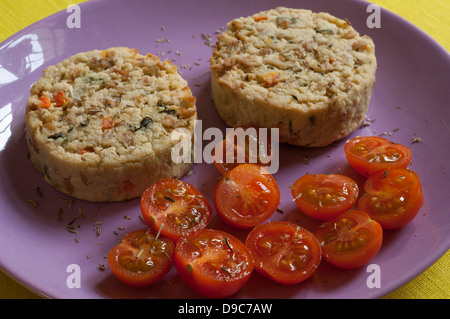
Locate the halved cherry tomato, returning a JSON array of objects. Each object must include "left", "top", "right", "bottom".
[
  {"left": 344, "top": 136, "right": 412, "bottom": 177},
  {"left": 358, "top": 168, "right": 424, "bottom": 229},
  {"left": 291, "top": 174, "right": 359, "bottom": 220},
  {"left": 107, "top": 229, "right": 174, "bottom": 287},
  {"left": 214, "top": 163, "right": 280, "bottom": 228},
  {"left": 174, "top": 229, "right": 254, "bottom": 298},
  {"left": 212, "top": 125, "right": 272, "bottom": 174},
  {"left": 245, "top": 221, "right": 322, "bottom": 285},
  {"left": 315, "top": 210, "right": 383, "bottom": 269},
  {"left": 140, "top": 179, "right": 212, "bottom": 241}
]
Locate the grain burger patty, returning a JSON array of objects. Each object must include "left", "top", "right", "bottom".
[
  {"left": 25, "top": 47, "right": 196, "bottom": 202},
  {"left": 210, "top": 7, "right": 377, "bottom": 147}
]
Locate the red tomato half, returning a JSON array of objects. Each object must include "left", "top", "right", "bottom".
[
  {"left": 358, "top": 168, "right": 424, "bottom": 229},
  {"left": 245, "top": 221, "right": 322, "bottom": 285},
  {"left": 107, "top": 229, "right": 174, "bottom": 287},
  {"left": 214, "top": 164, "right": 280, "bottom": 228},
  {"left": 291, "top": 174, "right": 359, "bottom": 220},
  {"left": 140, "top": 179, "right": 212, "bottom": 241},
  {"left": 315, "top": 210, "right": 383, "bottom": 269},
  {"left": 344, "top": 136, "right": 412, "bottom": 177},
  {"left": 174, "top": 229, "right": 254, "bottom": 298},
  {"left": 212, "top": 125, "right": 272, "bottom": 174}
]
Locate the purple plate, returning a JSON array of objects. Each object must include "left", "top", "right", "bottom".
[{"left": 0, "top": 0, "right": 449, "bottom": 299}]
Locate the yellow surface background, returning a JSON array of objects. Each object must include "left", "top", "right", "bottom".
[{"left": 0, "top": 0, "right": 448, "bottom": 299}]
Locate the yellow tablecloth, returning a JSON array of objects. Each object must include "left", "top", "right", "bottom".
[{"left": 0, "top": 0, "right": 448, "bottom": 299}]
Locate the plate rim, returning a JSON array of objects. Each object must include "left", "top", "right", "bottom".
[{"left": 0, "top": 0, "right": 449, "bottom": 299}]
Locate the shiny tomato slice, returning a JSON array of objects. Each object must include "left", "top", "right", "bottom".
[
  {"left": 358, "top": 168, "right": 424, "bottom": 229},
  {"left": 315, "top": 210, "right": 383, "bottom": 269},
  {"left": 214, "top": 163, "right": 280, "bottom": 228},
  {"left": 245, "top": 221, "right": 322, "bottom": 285},
  {"left": 291, "top": 174, "right": 359, "bottom": 220},
  {"left": 212, "top": 125, "right": 272, "bottom": 174},
  {"left": 107, "top": 229, "right": 174, "bottom": 287},
  {"left": 344, "top": 136, "right": 412, "bottom": 177},
  {"left": 140, "top": 179, "right": 212, "bottom": 241},
  {"left": 174, "top": 229, "right": 254, "bottom": 298}
]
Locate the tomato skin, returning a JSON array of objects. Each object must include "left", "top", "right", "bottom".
[
  {"left": 140, "top": 179, "right": 212, "bottom": 242},
  {"left": 344, "top": 136, "right": 412, "bottom": 177},
  {"left": 315, "top": 210, "right": 383, "bottom": 269},
  {"left": 174, "top": 229, "right": 254, "bottom": 298},
  {"left": 245, "top": 221, "right": 322, "bottom": 285},
  {"left": 212, "top": 125, "right": 272, "bottom": 174},
  {"left": 358, "top": 168, "right": 424, "bottom": 229},
  {"left": 291, "top": 174, "right": 359, "bottom": 220},
  {"left": 107, "top": 229, "right": 174, "bottom": 287},
  {"left": 214, "top": 164, "right": 280, "bottom": 229}
]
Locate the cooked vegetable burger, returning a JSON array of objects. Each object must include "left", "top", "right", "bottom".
[
  {"left": 210, "top": 7, "right": 377, "bottom": 147},
  {"left": 25, "top": 47, "right": 197, "bottom": 202}
]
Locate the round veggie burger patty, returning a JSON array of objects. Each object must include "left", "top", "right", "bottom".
[
  {"left": 210, "top": 7, "right": 377, "bottom": 147},
  {"left": 25, "top": 47, "right": 197, "bottom": 202}
]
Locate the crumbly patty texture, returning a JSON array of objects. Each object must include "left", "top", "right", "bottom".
[
  {"left": 25, "top": 47, "right": 196, "bottom": 202},
  {"left": 210, "top": 7, "right": 377, "bottom": 147}
]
